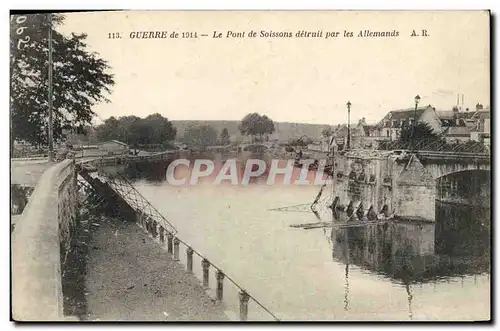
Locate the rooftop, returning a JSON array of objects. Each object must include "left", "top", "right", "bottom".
[
  {"left": 103, "top": 140, "right": 129, "bottom": 146},
  {"left": 376, "top": 106, "right": 432, "bottom": 128}
]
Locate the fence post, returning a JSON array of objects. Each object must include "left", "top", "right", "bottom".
[
  {"left": 159, "top": 226, "right": 165, "bottom": 243},
  {"left": 216, "top": 270, "right": 225, "bottom": 301},
  {"left": 152, "top": 220, "right": 158, "bottom": 238},
  {"left": 167, "top": 233, "right": 173, "bottom": 254},
  {"left": 202, "top": 259, "right": 210, "bottom": 288},
  {"left": 141, "top": 215, "right": 147, "bottom": 232},
  {"left": 239, "top": 290, "right": 250, "bottom": 321},
  {"left": 173, "top": 237, "right": 180, "bottom": 261},
  {"left": 148, "top": 218, "right": 153, "bottom": 235},
  {"left": 186, "top": 247, "right": 194, "bottom": 273}
]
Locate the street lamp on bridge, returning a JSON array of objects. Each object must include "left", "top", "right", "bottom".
[
  {"left": 410, "top": 95, "right": 420, "bottom": 150},
  {"left": 346, "top": 101, "right": 352, "bottom": 150}
]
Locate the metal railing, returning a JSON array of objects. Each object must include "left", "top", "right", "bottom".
[
  {"left": 86, "top": 167, "right": 280, "bottom": 321},
  {"left": 377, "top": 139, "right": 490, "bottom": 155},
  {"left": 135, "top": 207, "right": 281, "bottom": 321}
]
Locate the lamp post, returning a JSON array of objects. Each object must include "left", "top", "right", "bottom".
[
  {"left": 346, "top": 101, "right": 352, "bottom": 150},
  {"left": 410, "top": 95, "right": 420, "bottom": 150},
  {"left": 47, "top": 13, "right": 54, "bottom": 162}
]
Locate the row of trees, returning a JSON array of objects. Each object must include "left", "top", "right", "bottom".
[
  {"left": 181, "top": 126, "right": 237, "bottom": 148},
  {"left": 88, "top": 112, "right": 277, "bottom": 151},
  {"left": 96, "top": 114, "right": 177, "bottom": 148}
]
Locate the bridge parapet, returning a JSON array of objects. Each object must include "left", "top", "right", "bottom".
[{"left": 12, "top": 159, "right": 78, "bottom": 321}]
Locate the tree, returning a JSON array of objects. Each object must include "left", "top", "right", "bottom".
[
  {"left": 96, "top": 114, "right": 177, "bottom": 147},
  {"left": 287, "top": 136, "right": 312, "bottom": 149},
  {"left": 10, "top": 14, "right": 114, "bottom": 150},
  {"left": 220, "top": 128, "right": 230, "bottom": 146},
  {"left": 183, "top": 124, "right": 218, "bottom": 150},
  {"left": 143, "top": 113, "right": 177, "bottom": 144},
  {"left": 398, "top": 122, "right": 439, "bottom": 147},
  {"left": 238, "top": 113, "right": 275, "bottom": 142},
  {"left": 96, "top": 116, "right": 120, "bottom": 142}
]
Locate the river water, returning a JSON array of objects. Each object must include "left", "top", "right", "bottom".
[{"left": 124, "top": 155, "right": 490, "bottom": 321}]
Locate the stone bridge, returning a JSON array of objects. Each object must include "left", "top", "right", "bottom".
[{"left": 332, "top": 150, "right": 490, "bottom": 222}]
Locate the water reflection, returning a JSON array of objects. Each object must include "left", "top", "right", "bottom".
[
  {"left": 330, "top": 202, "right": 490, "bottom": 285},
  {"left": 329, "top": 201, "right": 490, "bottom": 320}
]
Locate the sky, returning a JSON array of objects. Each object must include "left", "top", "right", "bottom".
[{"left": 57, "top": 11, "right": 490, "bottom": 125}]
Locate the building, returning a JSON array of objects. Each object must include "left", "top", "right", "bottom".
[
  {"left": 436, "top": 104, "right": 490, "bottom": 146},
  {"left": 327, "top": 102, "right": 490, "bottom": 151},
  {"left": 330, "top": 118, "right": 380, "bottom": 150},
  {"left": 98, "top": 140, "right": 129, "bottom": 155},
  {"left": 373, "top": 105, "right": 442, "bottom": 141},
  {"left": 469, "top": 107, "right": 491, "bottom": 147}
]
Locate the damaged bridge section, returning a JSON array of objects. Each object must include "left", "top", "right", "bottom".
[{"left": 331, "top": 150, "right": 490, "bottom": 222}]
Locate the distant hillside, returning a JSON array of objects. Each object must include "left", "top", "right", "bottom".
[{"left": 171, "top": 120, "right": 333, "bottom": 142}]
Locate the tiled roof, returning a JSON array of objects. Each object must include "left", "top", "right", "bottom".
[
  {"left": 436, "top": 110, "right": 475, "bottom": 120},
  {"left": 376, "top": 106, "right": 430, "bottom": 128}
]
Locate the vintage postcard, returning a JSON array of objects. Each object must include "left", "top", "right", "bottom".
[{"left": 10, "top": 10, "right": 491, "bottom": 322}]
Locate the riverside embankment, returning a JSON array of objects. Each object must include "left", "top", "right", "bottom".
[
  {"left": 11, "top": 156, "right": 230, "bottom": 321},
  {"left": 83, "top": 214, "right": 228, "bottom": 321}
]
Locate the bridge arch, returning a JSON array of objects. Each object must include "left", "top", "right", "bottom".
[{"left": 435, "top": 169, "right": 490, "bottom": 206}]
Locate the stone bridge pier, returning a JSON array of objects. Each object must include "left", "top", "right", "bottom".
[{"left": 331, "top": 150, "right": 491, "bottom": 222}]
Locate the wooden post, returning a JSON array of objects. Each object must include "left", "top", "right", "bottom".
[
  {"left": 239, "top": 290, "right": 250, "bottom": 321},
  {"left": 186, "top": 247, "right": 193, "bottom": 273},
  {"left": 173, "top": 237, "right": 180, "bottom": 261},
  {"left": 202, "top": 259, "right": 210, "bottom": 288},
  {"left": 216, "top": 270, "right": 225, "bottom": 301},
  {"left": 159, "top": 226, "right": 165, "bottom": 243},
  {"left": 167, "top": 233, "right": 173, "bottom": 254}
]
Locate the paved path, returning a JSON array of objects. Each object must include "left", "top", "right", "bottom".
[
  {"left": 84, "top": 217, "right": 229, "bottom": 321},
  {"left": 10, "top": 159, "right": 53, "bottom": 186}
]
